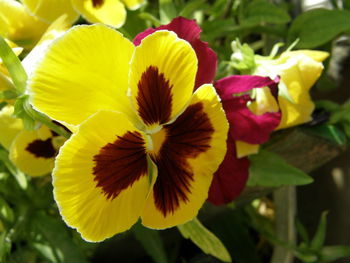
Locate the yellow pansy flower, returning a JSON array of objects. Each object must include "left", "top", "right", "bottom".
[
  {"left": 0, "top": 105, "right": 65, "bottom": 176},
  {"left": 28, "top": 24, "right": 228, "bottom": 241},
  {"left": 0, "top": 0, "right": 49, "bottom": 50},
  {"left": 22, "top": 0, "right": 146, "bottom": 28},
  {"left": 253, "top": 50, "right": 329, "bottom": 130}
]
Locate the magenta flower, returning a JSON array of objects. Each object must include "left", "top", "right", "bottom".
[{"left": 208, "top": 76, "right": 281, "bottom": 205}]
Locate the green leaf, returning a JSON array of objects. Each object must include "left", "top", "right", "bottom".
[
  {"left": 178, "top": 218, "right": 231, "bottom": 262},
  {"left": 310, "top": 211, "right": 328, "bottom": 251},
  {"left": 344, "top": 0, "right": 350, "bottom": 10},
  {"left": 138, "top": 12, "right": 161, "bottom": 27},
  {"left": 295, "top": 219, "right": 310, "bottom": 244},
  {"left": 159, "top": 0, "right": 177, "bottom": 24},
  {"left": 315, "top": 100, "right": 340, "bottom": 113},
  {"left": 0, "top": 232, "right": 11, "bottom": 262},
  {"left": 0, "top": 35, "right": 27, "bottom": 94},
  {"left": 302, "top": 125, "right": 347, "bottom": 146},
  {"left": 0, "top": 197, "right": 14, "bottom": 225},
  {"left": 133, "top": 223, "right": 168, "bottom": 263},
  {"left": 32, "top": 242, "right": 61, "bottom": 263},
  {"left": 179, "top": 0, "right": 208, "bottom": 18},
  {"left": 241, "top": 0, "right": 290, "bottom": 26},
  {"left": 288, "top": 9, "right": 350, "bottom": 48},
  {"left": 0, "top": 149, "right": 27, "bottom": 189},
  {"left": 1, "top": 89, "right": 18, "bottom": 100},
  {"left": 30, "top": 212, "right": 88, "bottom": 263},
  {"left": 13, "top": 95, "right": 36, "bottom": 130},
  {"left": 248, "top": 150, "right": 313, "bottom": 187},
  {"left": 321, "top": 246, "right": 350, "bottom": 262}
]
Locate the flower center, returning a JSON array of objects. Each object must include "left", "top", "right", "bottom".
[
  {"left": 92, "top": 0, "right": 104, "bottom": 8},
  {"left": 146, "top": 128, "right": 167, "bottom": 157}
]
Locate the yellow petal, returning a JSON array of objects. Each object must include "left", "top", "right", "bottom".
[
  {"left": 71, "top": 0, "right": 126, "bottom": 28},
  {"left": 28, "top": 24, "right": 135, "bottom": 128},
  {"left": 0, "top": 105, "right": 22, "bottom": 149},
  {"left": 235, "top": 140, "right": 259, "bottom": 158},
  {"left": 248, "top": 86, "right": 279, "bottom": 116},
  {"left": 141, "top": 84, "right": 228, "bottom": 229},
  {"left": 54, "top": 110, "right": 151, "bottom": 241},
  {"left": 121, "top": 0, "right": 145, "bottom": 10},
  {"left": 0, "top": 71, "right": 15, "bottom": 95},
  {"left": 0, "top": 0, "right": 48, "bottom": 49},
  {"left": 282, "top": 50, "right": 329, "bottom": 63},
  {"left": 277, "top": 54, "right": 324, "bottom": 129},
  {"left": 129, "top": 30, "right": 197, "bottom": 132},
  {"left": 9, "top": 125, "right": 56, "bottom": 177},
  {"left": 22, "top": 15, "right": 71, "bottom": 77},
  {"left": 21, "top": 0, "right": 79, "bottom": 24}
]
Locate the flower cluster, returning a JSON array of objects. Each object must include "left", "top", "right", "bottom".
[{"left": 0, "top": 2, "right": 328, "bottom": 243}]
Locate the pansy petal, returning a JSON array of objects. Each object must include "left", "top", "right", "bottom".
[
  {"left": 71, "top": 0, "right": 126, "bottom": 28},
  {"left": 134, "top": 17, "right": 217, "bottom": 89},
  {"left": 0, "top": 0, "right": 48, "bottom": 49},
  {"left": 276, "top": 55, "right": 324, "bottom": 129},
  {"left": 215, "top": 75, "right": 281, "bottom": 144},
  {"left": 29, "top": 24, "right": 135, "bottom": 128},
  {"left": 215, "top": 75, "right": 277, "bottom": 101},
  {"left": 9, "top": 125, "right": 56, "bottom": 177},
  {"left": 208, "top": 136, "right": 249, "bottom": 205},
  {"left": 282, "top": 50, "right": 329, "bottom": 63},
  {"left": 129, "top": 30, "right": 197, "bottom": 130},
  {"left": 23, "top": 15, "right": 71, "bottom": 77},
  {"left": 235, "top": 140, "right": 259, "bottom": 158},
  {"left": 141, "top": 84, "right": 228, "bottom": 229},
  {"left": 21, "top": 0, "right": 78, "bottom": 23},
  {"left": 0, "top": 105, "right": 22, "bottom": 150},
  {"left": 53, "top": 110, "right": 150, "bottom": 241},
  {"left": 121, "top": 0, "right": 145, "bottom": 10}
]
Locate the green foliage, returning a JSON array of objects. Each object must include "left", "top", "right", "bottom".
[
  {"left": 294, "top": 212, "right": 350, "bottom": 263},
  {"left": 178, "top": 218, "right": 232, "bottom": 262},
  {"left": 133, "top": 223, "right": 168, "bottom": 263},
  {"left": 0, "top": 36, "right": 27, "bottom": 94},
  {"left": 30, "top": 212, "right": 89, "bottom": 263},
  {"left": 241, "top": 0, "right": 290, "bottom": 26},
  {"left": 302, "top": 124, "right": 347, "bottom": 146},
  {"left": 248, "top": 150, "right": 313, "bottom": 187},
  {"left": 288, "top": 9, "right": 350, "bottom": 48}
]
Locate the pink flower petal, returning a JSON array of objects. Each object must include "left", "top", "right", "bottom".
[
  {"left": 215, "top": 75, "right": 281, "bottom": 144},
  {"left": 208, "top": 136, "right": 249, "bottom": 205},
  {"left": 134, "top": 17, "right": 217, "bottom": 89},
  {"left": 215, "top": 75, "right": 278, "bottom": 101}
]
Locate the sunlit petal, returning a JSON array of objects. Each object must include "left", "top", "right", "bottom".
[
  {"left": 54, "top": 110, "right": 151, "bottom": 241},
  {"left": 71, "top": 0, "right": 126, "bottom": 28},
  {"left": 29, "top": 24, "right": 135, "bottom": 128},
  {"left": 129, "top": 30, "right": 197, "bottom": 131},
  {"left": 0, "top": 0, "right": 48, "bottom": 49},
  {"left": 21, "top": 0, "right": 79, "bottom": 23},
  {"left": 9, "top": 125, "right": 56, "bottom": 177},
  {"left": 0, "top": 105, "right": 22, "bottom": 150},
  {"left": 141, "top": 84, "right": 228, "bottom": 229}
]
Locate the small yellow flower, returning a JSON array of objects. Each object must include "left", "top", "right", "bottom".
[
  {"left": 0, "top": 105, "right": 64, "bottom": 176},
  {"left": 22, "top": 0, "right": 146, "bottom": 28},
  {"left": 0, "top": 0, "right": 49, "bottom": 50},
  {"left": 253, "top": 50, "right": 329, "bottom": 130},
  {"left": 28, "top": 24, "right": 228, "bottom": 241}
]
